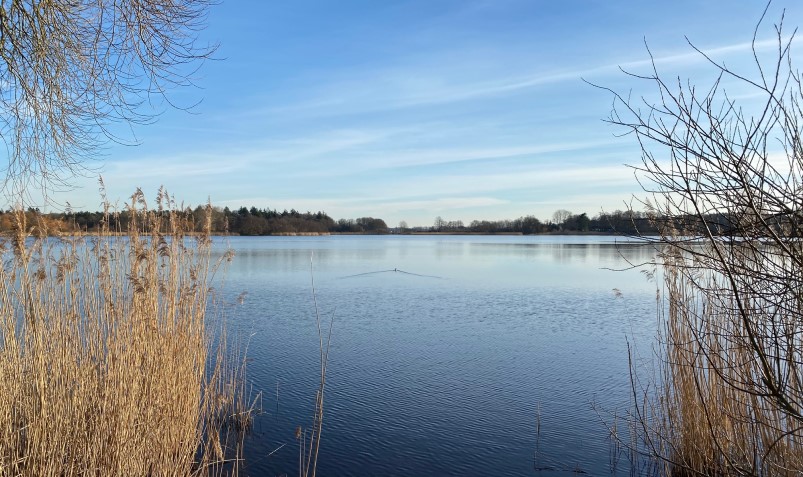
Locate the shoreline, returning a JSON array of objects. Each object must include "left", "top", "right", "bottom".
[
  {"left": 5, "top": 230, "right": 624, "bottom": 238},
  {"left": 222, "top": 230, "right": 620, "bottom": 237}
]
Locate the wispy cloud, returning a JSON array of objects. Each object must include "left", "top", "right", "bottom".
[
  {"left": 253, "top": 36, "right": 793, "bottom": 121},
  {"left": 222, "top": 163, "right": 635, "bottom": 206},
  {"left": 315, "top": 140, "right": 623, "bottom": 173},
  {"left": 372, "top": 196, "right": 508, "bottom": 213},
  {"left": 103, "top": 155, "right": 249, "bottom": 180},
  {"left": 373, "top": 165, "right": 634, "bottom": 200},
  {"left": 100, "top": 127, "right": 402, "bottom": 180},
  {"left": 219, "top": 196, "right": 508, "bottom": 216}
]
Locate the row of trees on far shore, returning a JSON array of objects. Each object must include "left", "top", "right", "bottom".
[
  {"left": 0, "top": 205, "right": 661, "bottom": 236},
  {"left": 17, "top": 203, "right": 796, "bottom": 238},
  {"left": 427, "top": 209, "right": 658, "bottom": 235},
  {"left": 0, "top": 206, "right": 390, "bottom": 236}
]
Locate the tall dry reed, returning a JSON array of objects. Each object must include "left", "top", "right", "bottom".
[
  {"left": 295, "top": 253, "right": 334, "bottom": 477},
  {"left": 627, "top": 243, "right": 803, "bottom": 477},
  {"left": 0, "top": 188, "right": 253, "bottom": 476}
]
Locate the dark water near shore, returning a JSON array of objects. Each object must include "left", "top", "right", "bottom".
[{"left": 213, "top": 235, "right": 659, "bottom": 476}]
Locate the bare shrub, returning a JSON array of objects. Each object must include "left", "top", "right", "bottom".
[{"left": 599, "top": 6, "right": 803, "bottom": 476}]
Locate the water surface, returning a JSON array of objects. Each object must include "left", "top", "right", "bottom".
[{"left": 214, "top": 235, "right": 659, "bottom": 476}]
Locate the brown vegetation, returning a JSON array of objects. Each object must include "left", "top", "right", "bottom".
[
  {"left": 638, "top": 250, "right": 803, "bottom": 476},
  {"left": 0, "top": 188, "right": 255, "bottom": 475}
]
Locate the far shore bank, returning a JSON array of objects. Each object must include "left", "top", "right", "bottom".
[
  {"left": 6, "top": 230, "right": 625, "bottom": 238},
  {"left": 215, "top": 230, "right": 620, "bottom": 237}
]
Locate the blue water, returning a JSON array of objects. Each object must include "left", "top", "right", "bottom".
[{"left": 212, "top": 235, "right": 659, "bottom": 476}]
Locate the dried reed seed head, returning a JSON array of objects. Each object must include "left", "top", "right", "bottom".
[
  {"left": 157, "top": 237, "right": 170, "bottom": 258},
  {"left": 11, "top": 210, "right": 27, "bottom": 258},
  {"left": 135, "top": 249, "right": 150, "bottom": 264},
  {"left": 132, "top": 189, "right": 147, "bottom": 209},
  {"left": 129, "top": 275, "right": 146, "bottom": 294}
]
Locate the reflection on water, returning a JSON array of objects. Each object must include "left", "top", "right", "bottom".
[{"left": 215, "top": 235, "right": 659, "bottom": 476}]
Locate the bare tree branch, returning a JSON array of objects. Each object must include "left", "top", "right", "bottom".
[{"left": 0, "top": 0, "right": 217, "bottom": 202}]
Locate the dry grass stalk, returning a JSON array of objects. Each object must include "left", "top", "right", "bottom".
[
  {"left": 0, "top": 188, "right": 254, "bottom": 476},
  {"left": 296, "top": 254, "right": 334, "bottom": 477}
]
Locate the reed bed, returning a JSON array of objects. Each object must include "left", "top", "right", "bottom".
[
  {"left": 0, "top": 189, "right": 253, "bottom": 476},
  {"left": 629, "top": 242, "right": 803, "bottom": 477}
]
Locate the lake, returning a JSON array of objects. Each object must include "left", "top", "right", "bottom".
[{"left": 213, "top": 235, "right": 660, "bottom": 476}]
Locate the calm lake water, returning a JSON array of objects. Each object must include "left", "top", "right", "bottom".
[{"left": 213, "top": 235, "right": 660, "bottom": 477}]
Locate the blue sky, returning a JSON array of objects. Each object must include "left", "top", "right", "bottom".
[{"left": 46, "top": 0, "right": 803, "bottom": 226}]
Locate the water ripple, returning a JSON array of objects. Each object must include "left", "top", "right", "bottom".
[{"left": 217, "top": 236, "right": 657, "bottom": 476}]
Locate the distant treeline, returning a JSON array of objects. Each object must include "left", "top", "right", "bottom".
[
  {"left": 4, "top": 206, "right": 794, "bottom": 238},
  {"left": 0, "top": 206, "right": 661, "bottom": 236},
  {"left": 221, "top": 207, "right": 388, "bottom": 234},
  {"left": 0, "top": 206, "right": 389, "bottom": 235},
  {"left": 428, "top": 210, "right": 658, "bottom": 235}
]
